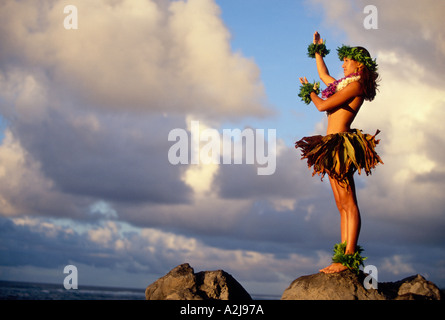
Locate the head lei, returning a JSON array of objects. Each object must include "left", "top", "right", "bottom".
[{"left": 337, "top": 45, "right": 378, "bottom": 72}]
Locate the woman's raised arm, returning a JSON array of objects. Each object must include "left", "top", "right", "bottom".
[{"left": 313, "top": 32, "right": 336, "bottom": 85}]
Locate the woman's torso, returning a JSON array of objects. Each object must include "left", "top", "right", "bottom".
[{"left": 326, "top": 96, "right": 364, "bottom": 134}]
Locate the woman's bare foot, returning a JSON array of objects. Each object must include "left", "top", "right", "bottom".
[{"left": 320, "top": 263, "right": 348, "bottom": 274}]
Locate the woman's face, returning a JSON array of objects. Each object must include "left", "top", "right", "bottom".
[{"left": 342, "top": 58, "right": 361, "bottom": 76}]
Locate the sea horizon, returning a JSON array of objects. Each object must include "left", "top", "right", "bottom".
[
  {"left": 0, "top": 280, "right": 280, "bottom": 300},
  {"left": 0, "top": 279, "right": 146, "bottom": 300}
]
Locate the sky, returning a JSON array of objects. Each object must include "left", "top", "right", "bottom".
[{"left": 0, "top": 0, "right": 444, "bottom": 297}]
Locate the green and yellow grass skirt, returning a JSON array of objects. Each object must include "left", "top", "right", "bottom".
[{"left": 295, "top": 129, "right": 383, "bottom": 188}]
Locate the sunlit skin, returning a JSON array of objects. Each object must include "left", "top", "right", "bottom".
[{"left": 299, "top": 31, "right": 365, "bottom": 273}]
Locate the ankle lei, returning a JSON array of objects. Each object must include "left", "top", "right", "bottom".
[
  {"left": 332, "top": 241, "right": 367, "bottom": 274},
  {"left": 321, "top": 72, "right": 361, "bottom": 99}
]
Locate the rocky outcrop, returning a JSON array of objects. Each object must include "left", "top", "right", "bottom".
[
  {"left": 145, "top": 263, "right": 252, "bottom": 300},
  {"left": 281, "top": 271, "right": 442, "bottom": 300},
  {"left": 146, "top": 263, "right": 442, "bottom": 300},
  {"left": 380, "top": 274, "right": 442, "bottom": 300}
]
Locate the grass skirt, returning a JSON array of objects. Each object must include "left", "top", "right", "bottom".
[{"left": 295, "top": 129, "right": 383, "bottom": 188}]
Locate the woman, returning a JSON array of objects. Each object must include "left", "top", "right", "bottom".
[{"left": 296, "top": 31, "right": 382, "bottom": 274}]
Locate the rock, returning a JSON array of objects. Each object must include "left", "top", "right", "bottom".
[
  {"left": 281, "top": 270, "right": 386, "bottom": 300},
  {"left": 145, "top": 263, "right": 252, "bottom": 300},
  {"left": 281, "top": 270, "right": 442, "bottom": 300},
  {"left": 381, "top": 274, "right": 442, "bottom": 300}
]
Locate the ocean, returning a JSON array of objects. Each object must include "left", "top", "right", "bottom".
[
  {"left": 0, "top": 280, "right": 279, "bottom": 300},
  {"left": 0, "top": 280, "right": 145, "bottom": 300}
]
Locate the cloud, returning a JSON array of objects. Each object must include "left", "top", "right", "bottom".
[
  {"left": 381, "top": 254, "right": 415, "bottom": 276},
  {"left": 0, "top": 216, "right": 325, "bottom": 292},
  {"left": 0, "top": 1, "right": 304, "bottom": 292},
  {"left": 0, "top": 0, "right": 270, "bottom": 118},
  {"left": 311, "top": 0, "right": 445, "bottom": 87},
  {"left": 0, "top": 129, "right": 87, "bottom": 218},
  {"left": 0, "top": 112, "right": 194, "bottom": 218},
  {"left": 0, "top": 0, "right": 275, "bottom": 215}
]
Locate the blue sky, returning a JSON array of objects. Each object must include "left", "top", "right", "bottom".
[
  {"left": 0, "top": 0, "right": 444, "bottom": 297},
  {"left": 219, "top": 0, "right": 324, "bottom": 141},
  {"left": 218, "top": 0, "right": 353, "bottom": 143}
]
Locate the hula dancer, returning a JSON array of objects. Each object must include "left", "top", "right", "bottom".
[{"left": 296, "top": 31, "right": 383, "bottom": 274}]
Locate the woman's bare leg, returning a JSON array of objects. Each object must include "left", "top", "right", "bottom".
[
  {"left": 328, "top": 176, "right": 347, "bottom": 243},
  {"left": 320, "top": 174, "right": 361, "bottom": 273}
]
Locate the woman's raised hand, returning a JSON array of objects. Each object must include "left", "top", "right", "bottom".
[{"left": 313, "top": 31, "right": 323, "bottom": 45}]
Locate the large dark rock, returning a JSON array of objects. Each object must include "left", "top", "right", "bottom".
[
  {"left": 145, "top": 263, "right": 252, "bottom": 300},
  {"left": 380, "top": 274, "right": 442, "bottom": 300},
  {"left": 281, "top": 270, "right": 442, "bottom": 300}
]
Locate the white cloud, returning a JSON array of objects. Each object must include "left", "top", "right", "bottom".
[
  {"left": 381, "top": 255, "right": 415, "bottom": 276},
  {"left": 0, "top": 130, "right": 74, "bottom": 217},
  {"left": 181, "top": 118, "right": 220, "bottom": 196},
  {"left": 88, "top": 221, "right": 120, "bottom": 246},
  {"left": 0, "top": 0, "right": 270, "bottom": 118},
  {"left": 89, "top": 201, "right": 118, "bottom": 219},
  {"left": 1, "top": 216, "right": 324, "bottom": 293},
  {"left": 0, "top": 0, "right": 274, "bottom": 219}
]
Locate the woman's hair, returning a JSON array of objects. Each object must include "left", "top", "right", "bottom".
[{"left": 353, "top": 46, "right": 380, "bottom": 101}]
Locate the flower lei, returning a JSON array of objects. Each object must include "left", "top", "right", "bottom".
[
  {"left": 337, "top": 45, "right": 378, "bottom": 72},
  {"left": 331, "top": 241, "right": 367, "bottom": 275},
  {"left": 321, "top": 72, "right": 361, "bottom": 99},
  {"left": 298, "top": 81, "right": 320, "bottom": 105}
]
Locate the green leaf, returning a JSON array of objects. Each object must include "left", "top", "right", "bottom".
[
  {"left": 298, "top": 81, "right": 320, "bottom": 105},
  {"left": 331, "top": 241, "right": 367, "bottom": 274},
  {"left": 307, "top": 41, "right": 330, "bottom": 58}
]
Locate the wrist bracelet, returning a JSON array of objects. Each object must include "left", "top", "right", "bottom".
[
  {"left": 307, "top": 42, "right": 330, "bottom": 58},
  {"left": 298, "top": 81, "right": 320, "bottom": 105}
]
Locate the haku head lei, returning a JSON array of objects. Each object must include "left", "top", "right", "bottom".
[{"left": 337, "top": 45, "right": 378, "bottom": 72}]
